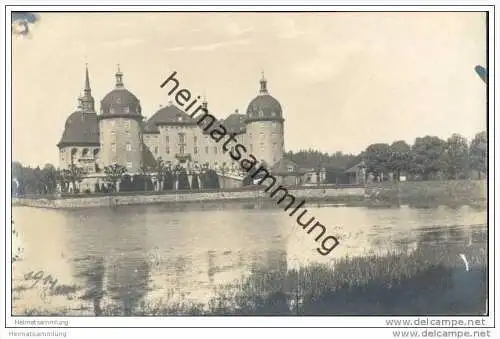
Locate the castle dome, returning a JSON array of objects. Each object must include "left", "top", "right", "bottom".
[
  {"left": 57, "top": 68, "right": 99, "bottom": 148},
  {"left": 246, "top": 73, "right": 283, "bottom": 123},
  {"left": 57, "top": 110, "right": 99, "bottom": 148},
  {"left": 99, "top": 65, "right": 142, "bottom": 119}
]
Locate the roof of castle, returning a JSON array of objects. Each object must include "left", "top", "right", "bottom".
[
  {"left": 143, "top": 104, "right": 198, "bottom": 133},
  {"left": 100, "top": 67, "right": 142, "bottom": 118},
  {"left": 220, "top": 112, "right": 246, "bottom": 134},
  {"left": 143, "top": 103, "right": 231, "bottom": 135},
  {"left": 245, "top": 75, "right": 283, "bottom": 123},
  {"left": 57, "top": 111, "right": 100, "bottom": 148}
]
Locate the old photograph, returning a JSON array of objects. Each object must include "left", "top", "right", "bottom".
[{"left": 6, "top": 8, "right": 492, "bottom": 333}]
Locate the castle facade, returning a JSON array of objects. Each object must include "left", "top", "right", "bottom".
[{"left": 57, "top": 66, "right": 293, "bottom": 190}]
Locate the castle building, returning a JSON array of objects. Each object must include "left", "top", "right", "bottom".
[{"left": 57, "top": 65, "right": 291, "bottom": 191}]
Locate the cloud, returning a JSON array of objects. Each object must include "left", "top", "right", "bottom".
[
  {"left": 164, "top": 46, "right": 186, "bottom": 52},
  {"left": 101, "top": 37, "right": 143, "bottom": 48},
  {"left": 292, "top": 43, "right": 362, "bottom": 84},
  {"left": 274, "top": 17, "right": 309, "bottom": 39},
  {"left": 188, "top": 38, "right": 252, "bottom": 52},
  {"left": 224, "top": 22, "right": 256, "bottom": 37},
  {"left": 11, "top": 12, "right": 39, "bottom": 36}
]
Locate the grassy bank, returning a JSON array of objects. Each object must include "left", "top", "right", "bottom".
[
  {"left": 18, "top": 237, "right": 487, "bottom": 316},
  {"left": 366, "top": 180, "right": 487, "bottom": 205}
]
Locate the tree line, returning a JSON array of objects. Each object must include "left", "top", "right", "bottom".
[
  {"left": 12, "top": 131, "right": 487, "bottom": 195},
  {"left": 11, "top": 158, "right": 221, "bottom": 196},
  {"left": 286, "top": 131, "right": 487, "bottom": 183}
]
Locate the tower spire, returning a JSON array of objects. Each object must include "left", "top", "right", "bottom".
[
  {"left": 84, "top": 63, "right": 91, "bottom": 94},
  {"left": 115, "top": 64, "right": 124, "bottom": 88},
  {"left": 259, "top": 71, "right": 268, "bottom": 95},
  {"left": 81, "top": 63, "right": 95, "bottom": 112}
]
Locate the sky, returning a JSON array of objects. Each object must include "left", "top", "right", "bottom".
[{"left": 11, "top": 12, "right": 487, "bottom": 167}]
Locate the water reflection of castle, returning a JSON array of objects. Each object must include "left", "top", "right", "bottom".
[{"left": 70, "top": 211, "right": 289, "bottom": 314}]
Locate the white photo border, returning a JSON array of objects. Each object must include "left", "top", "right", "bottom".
[{"left": 1, "top": 2, "right": 497, "bottom": 335}]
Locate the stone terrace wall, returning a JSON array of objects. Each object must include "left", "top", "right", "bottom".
[
  {"left": 13, "top": 180, "right": 486, "bottom": 210},
  {"left": 13, "top": 186, "right": 365, "bottom": 209}
]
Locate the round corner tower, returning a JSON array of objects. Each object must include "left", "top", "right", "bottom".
[
  {"left": 98, "top": 65, "right": 143, "bottom": 173},
  {"left": 245, "top": 73, "right": 284, "bottom": 167}
]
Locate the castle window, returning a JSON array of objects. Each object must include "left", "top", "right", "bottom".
[
  {"left": 111, "top": 130, "right": 116, "bottom": 136},
  {"left": 194, "top": 136, "right": 198, "bottom": 143},
  {"left": 126, "top": 143, "right": 132, "bottom": 151},
  {"left": 205, "top": 146, "right": 209, "bottom": 154},
  {"left": 272, "top": 142, "right": 277, "bottom": 149},
  {"left": 166, "top": 146, "right": 170, "bottom": 154},
  {"left": 287, "top": 165, "right": 294, "bottom": 172},
  {"left": 154, "top": 146, "right": 158, "bottom": 154},
  {"left": 194, "top": 147, "right": 198, "bottom": 154},
  {"left": 165, "top": 136, "right": 169, "bottom": 144},
  {"left": 111, "top": 143, "right": 116, "bottom": 152},
  {"left": 82, "top": 148, "right": 89, "bottom": 157},
  {"left": 127, "top": 162, "right": 132, "bottom": 169},
  {"left": 178, "top": 133, "right": 186, "bottom": 155}
]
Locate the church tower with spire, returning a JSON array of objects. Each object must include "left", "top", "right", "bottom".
[
  {"left": 57, "top": 65, "right": 100, "bottom": 174},
  {"left": 81, "top": 64, "right": 95, "bottom": 112},
  {"left": 245, "top": 72, "right": 285, "bottom": 167},
  {"left": 98, "top": 65, "right": 144, "bottom": 174}
]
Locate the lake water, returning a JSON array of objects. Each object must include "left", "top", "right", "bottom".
[{"left": 11, "top": 203, "right": 487, "bottom": 315}]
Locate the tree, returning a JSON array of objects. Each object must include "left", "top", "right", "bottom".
[
  {"left": 388, "top": 140, "right": 411, "bottom": 181},
  {"left": 469, "top": 131, "right": 487, "bottom": 179},
  {"left": 152, "top": 158, "right": 168, "bottom": 191},
  {"left": 177, "top": 168, "right": 190, "bottom": 190},
  {"left": 139, "top": 165, "right": 153, "bottom": 191},
  {"left": 121, "top": 174, "right": 133, "bottom": 191},
  {"left": 191, "top": 172, "right": 200, "bottom": 189},
  {"left": 445, "top": 133, "right": 469, "bottom": 179},
  {"left": 410, "top": 136, "right": 448, "bottom": 180},
  {"left": 163, "top": 163, "right": 175, "bottom": 190},
  {"left": 363, "top": 143, "right": 391, "bottom": 181},
  {"left": 56, "top": 169, "right": 69, "bottom": 193},
  {"left": 286, "top": 149, "right": 357, "bottom": 170},
  {"left": 41, "top": 164, "right": 58, "bottom": 194},
  {"left": 103, "top": 163, "right": 127, "bottom": 192},
  {"left": 65, "top": 163, "right": 86, "bottom": 193}
]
